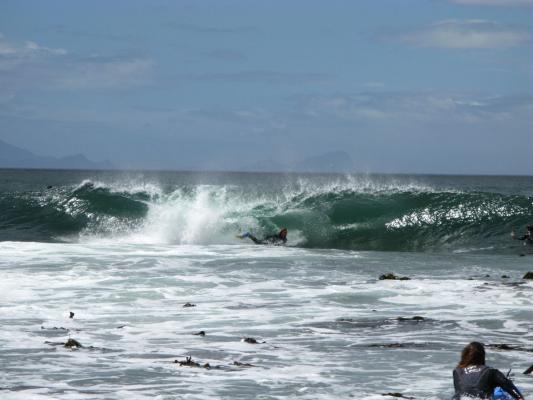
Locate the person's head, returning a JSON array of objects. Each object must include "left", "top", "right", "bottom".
[
  {"left": 279, "top": 228, "right": 288, "bottom": 239},
  {"left": 458, "top": 342, "right": 486, "bottom": 368},
  {"left": 527, "top": 225, "right": 533, "bottom": 234}
]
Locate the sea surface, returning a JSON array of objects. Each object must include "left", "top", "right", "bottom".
[{"left": 1, "top": 169, "right": 532, "bottom": 399}]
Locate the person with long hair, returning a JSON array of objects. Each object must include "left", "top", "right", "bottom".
[{"left": 453, "top": 342, "right": 524, "bottom": 399}]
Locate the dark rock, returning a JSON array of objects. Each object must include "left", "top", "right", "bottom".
[
  {"left": 233, "top": 361, "right": 254, "bottom": 367},
  {"left": 64, "top": 338, "right": 82, "bottom": 348},
  {"left": 41, "top": 326, "right": 69, "bottom": 331},
  {"left": 183, "top": 302, "right": 196, "bottom": 307},
  {"left": 175, "top": 356, "right": 200, "bottom": 367},
  {"left": 501, "top": 275, "right": 509, "bottom": 279},
  {"left": 524, "top": 364, "right": 533, "bottom": 375},
  {"left": 487, "top": 343, "right": 533, "bottom": 353},
  {"left": 174, "top": 356, "right": 210, "bottom": 369},
  {"left": 379, "top": 273, "right": 410, "bottom": 281},
  {"left": 485, "top": 274, "right": 491, "bottom": 278},
  {"left": 45, "top": 339, "right": 111, "bottom": 352},
  {"left": 369, "top": 343, "right": 405, "bottom": 348},
  {"left": 336, "top": 318, "right": 388, "bottom": 329},
  {"left": 69, "top": 311, "right": 75, "bottom": 319},
  {"left": 193, "top": 331, "right": 206, "bottom": 336},
  {"left": 489, "top": 343, "right": 515, "bottom": 351},
  {"left": 366, "top": 342, "right": 427, "bottom": 349},
  {"left": 242, "top": 337, "right": 265, "bottom": 344},
  {"left": 398, "top": 316, "right": 425, "bottom": 322},
  {"left": 523, "top": 272, "right": 533, "bottom": 279},
  {"left": 47, "top": 185, "right": 53, "bottom": 189},
  {"left": 381, "top": 393, "right": 415, "bottom": 399},
  {"left": 503, "top": 281, "right": 526, "bottom": 287},
  {"left": 44, "top": 340, "right": 66, "bottom": 346}
]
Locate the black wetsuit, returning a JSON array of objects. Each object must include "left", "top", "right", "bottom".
[
  {"left": 452, "top": 366, "right": 522, "bottom": 399},
  {"left": 515, "top": 233, "right": 533, "bottom": 245},
  {"left": 246, "top": 233, "right": 287, "bottom": 245}
]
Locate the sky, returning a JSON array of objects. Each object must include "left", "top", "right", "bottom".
[{"left": 0, "top": 0, "right": 532, "bottom": 174}]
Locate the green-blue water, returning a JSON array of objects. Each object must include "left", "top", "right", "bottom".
[
  {"left": 0, "top": 169, "right": 532, "bottom": 399},
  {"left": 1, "top": 169, "right": 532, "bottom": 253}
]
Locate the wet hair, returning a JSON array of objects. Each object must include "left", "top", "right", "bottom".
[
  {"left": 279, "top": 228, "right": 288, "bottom": 236},
  {"left": 527, "top": 225, "right": 533, "bottom": 231},
  {"left": 457, "top": 342, "right": 486, "bottom": 368}
]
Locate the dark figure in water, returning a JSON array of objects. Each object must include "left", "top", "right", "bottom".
[
  {"left": 238, "top": 228, "right": 288, "bottom": 245},
  {"left": 511, "top": 225, "right": 533, "bottom": 245},
  {"left": 452, "top": 342, "right": 524, "bottom": 400}
]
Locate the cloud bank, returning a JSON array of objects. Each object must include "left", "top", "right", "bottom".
[
  {"left": 400, "top": 20, "right": 528, "bottom": 49},
  {"left": 294, "top": 92, "right": 533, "bottom": 124},
  {"left": 452, "top": 0, "right": 533, "bottom": 5},
  {"left": 181, "top": 70, "right": 332, "bottom": 84},
  {"left": 0, "top": 33, "right": 67, "bottom": 57},
  {"left": 58, "top": 57, "right": 154, "bottom": 89},
  {"left": 0, "top": 34, "right": 153, "bottom": 90}
]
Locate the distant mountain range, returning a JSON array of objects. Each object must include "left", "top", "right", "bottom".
[
  {"left": 0, "top": 138, "right": 353, "bottom": 173},
  {"left": 244, "top": 151, "right": 355, "bottom": 173},
  {"left": 0, "top": 139, "right": 113, "bottom": 170}
]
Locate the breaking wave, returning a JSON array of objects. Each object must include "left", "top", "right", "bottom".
[{"left": 1, "top": 177, "right": 532, "bottom": 253}]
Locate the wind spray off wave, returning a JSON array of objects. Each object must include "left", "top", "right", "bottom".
[{"left": 0, "top": 173, "right": 532, "bottom": 253}]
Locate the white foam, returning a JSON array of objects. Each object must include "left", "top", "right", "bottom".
[{"left": 2, "top": 237, "right": 532, "bottom": 399}]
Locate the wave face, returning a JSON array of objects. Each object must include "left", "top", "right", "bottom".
[{"left": 1, "top": 171, "right": 532, "bottom": 253}]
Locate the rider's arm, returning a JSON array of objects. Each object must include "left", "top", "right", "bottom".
[{"left": 491, "top": 369, "right": 524, "bottom": 400}]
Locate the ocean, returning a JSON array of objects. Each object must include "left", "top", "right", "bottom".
[{"left": 0, "top": 169, "right": 532, "bottom": 399}]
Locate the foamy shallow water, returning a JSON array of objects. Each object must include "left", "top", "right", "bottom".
[{"left": 1, "top": 241, "right": 532, "bottom": 399}]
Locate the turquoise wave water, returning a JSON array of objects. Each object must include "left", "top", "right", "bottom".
[{"left": 1, "top": 174, "right": 531, "bottom": 253}]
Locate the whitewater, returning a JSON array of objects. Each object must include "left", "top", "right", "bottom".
[{"left": 1, "top": 170, "right": 532, "bottom": 399}]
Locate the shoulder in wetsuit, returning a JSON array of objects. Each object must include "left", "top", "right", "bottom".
[{"left": 452, "top": 365, "right": 523, "bottom": 399}]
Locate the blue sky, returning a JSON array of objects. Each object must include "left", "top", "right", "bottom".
[{"left": 0, "top": 0, "right": 532, "bottom": 174}]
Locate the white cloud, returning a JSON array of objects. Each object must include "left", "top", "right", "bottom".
[
  {"left": 182, "top": 70, "right": 332, "bottom": 84},
  {"left": 0, "top": 34, "right": 66, "bottom": 58},
  {"left": 0, "top": 34, "right": 154, "bottom": 90},
  {"left": 24, "top": 41, "right": 67, "bottom": 56},
  {"left": 452, "top": 0, "right": 533, "bottom": 5},
  {"left": 295, "top": 92, "right": 533, "bottom": 124},
  {"left": 57, "top": 58, "right": 154, "bottom": 89},
  {"left": 400, "top": 20, "right": 528, "bottom": 49}
]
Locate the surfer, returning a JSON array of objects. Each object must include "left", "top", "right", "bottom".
[
  {"left": 452, "top": 342, "right": 524, "bottom": 400},
  {"left": 238, "top": 228, "right": 288, "bottom": 245},
  {"left": 511, "top": 225, "right": 533, "bottom": 245}
]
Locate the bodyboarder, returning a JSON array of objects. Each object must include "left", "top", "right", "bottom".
[{"left": 238, "top": 228, "right": 288, "bottom": 245}]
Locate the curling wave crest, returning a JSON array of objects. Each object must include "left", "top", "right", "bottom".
[{"left": 0, "top": 177, "right": 531, "bottom": 253}]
